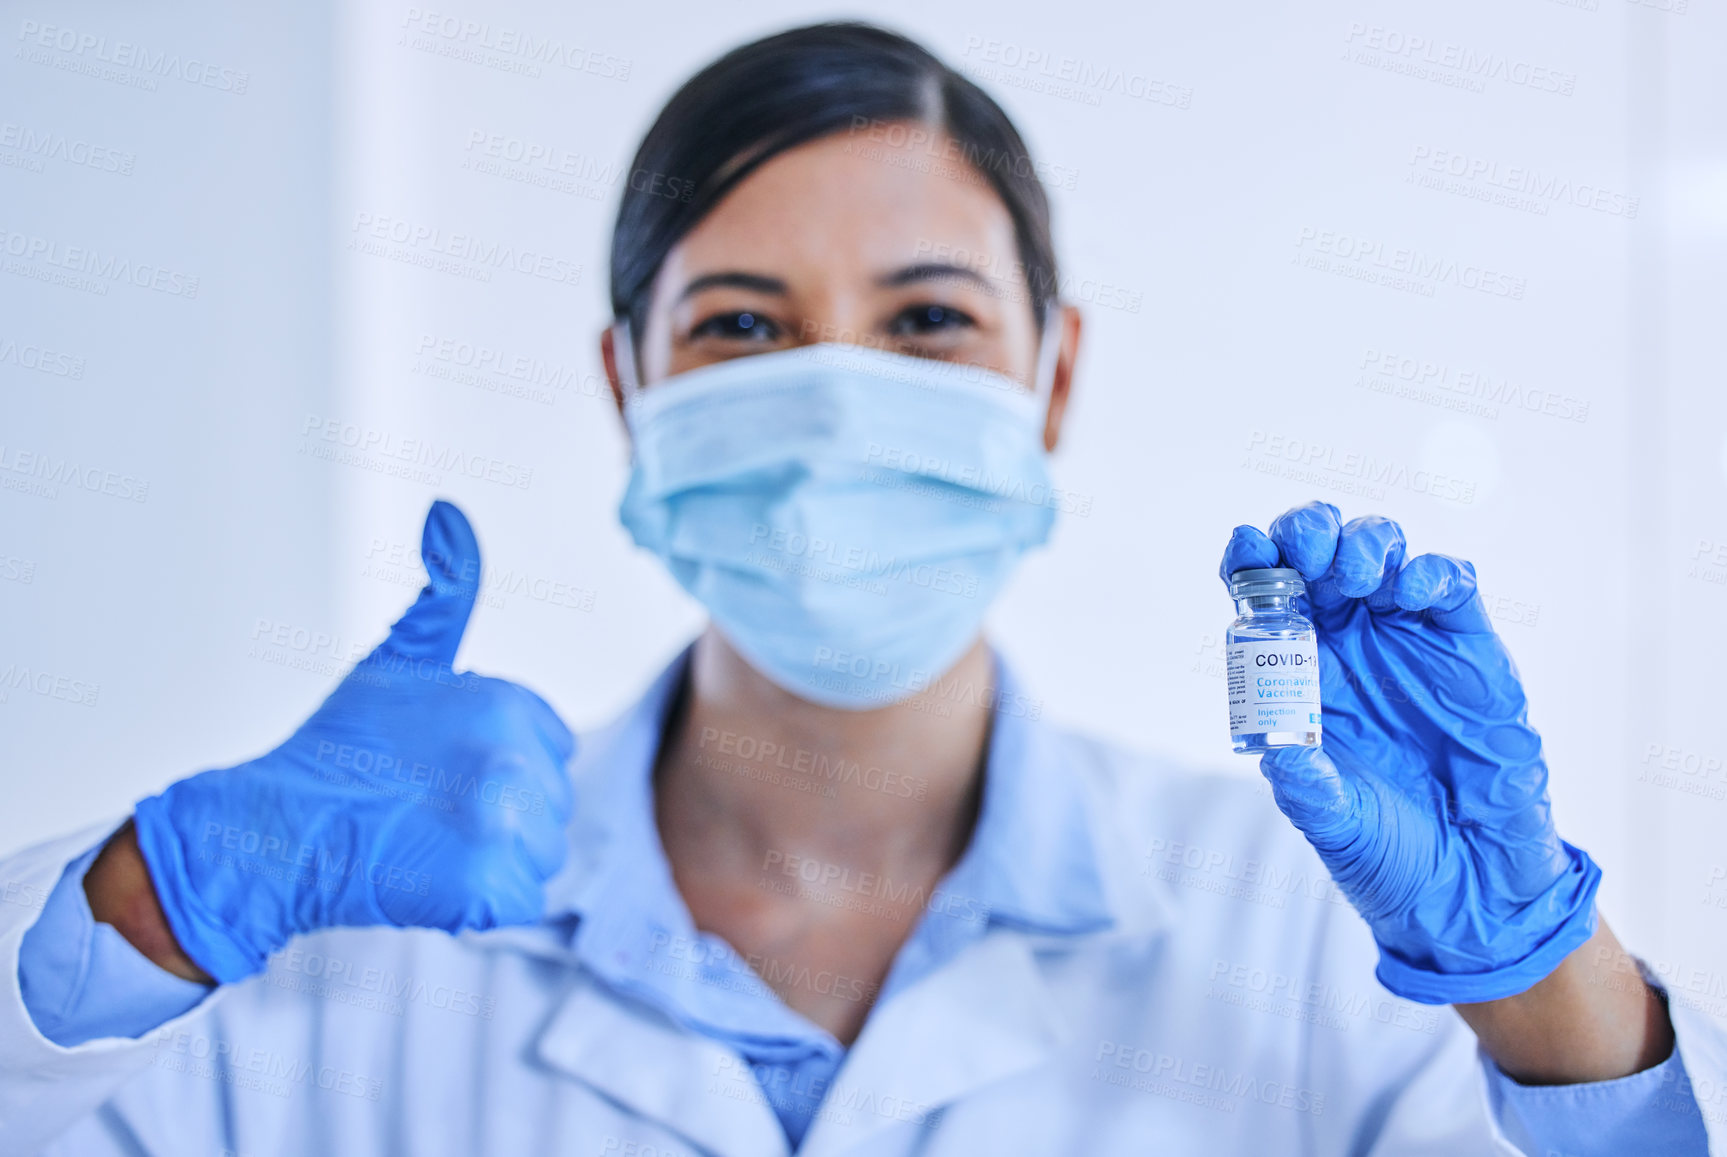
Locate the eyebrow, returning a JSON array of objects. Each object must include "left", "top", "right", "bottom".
[
  {"left": 877, "top": 262, "right": 996, "bottom": 293},
  {"left": 676, "top": 271, "right": 787, "bottom": 300},
  {"left": 675, "top": 261, "right": 999, "bottom": 302}
]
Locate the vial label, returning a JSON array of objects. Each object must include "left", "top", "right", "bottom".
[{"left": 1226, "top": 639, "right": 1322, "bottom": 739}]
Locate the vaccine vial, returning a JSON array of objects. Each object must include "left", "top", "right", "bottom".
[{"left": 1226, "top": 567, "right": 1322, "bottom": 754}]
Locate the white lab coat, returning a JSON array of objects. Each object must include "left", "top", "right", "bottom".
[{"left": 2, "top": 691, "right": 1724, "bottom": 1157}]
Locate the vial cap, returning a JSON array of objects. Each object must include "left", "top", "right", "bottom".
[{"left": 1229, "top": 567, "right": 1306, "bottom": 598}]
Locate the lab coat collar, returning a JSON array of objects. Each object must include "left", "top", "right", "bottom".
[
  {"left": 535, "top": 973, "right": 793, "bottom": 1157},
  {"left": 794, "top": 930, "right": 1067, "bottom": 1157},
  {"left": 527, "top": 641, "right": 1134, "bottom": 1151},
  {"left": 525, "top": 934, "right": 1070, "bottom": 1157}
]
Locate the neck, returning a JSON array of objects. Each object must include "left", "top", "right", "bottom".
[{"left": 654, "top": 627, "right": 997, "bottom": 882}]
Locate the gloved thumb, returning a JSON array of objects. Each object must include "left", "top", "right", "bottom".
[
  {"left": 374, "top": 499, "right": 483, "bottom": 668},
  {"left": 1258, "top": 744, "right": 1360, "bottom": 852}
]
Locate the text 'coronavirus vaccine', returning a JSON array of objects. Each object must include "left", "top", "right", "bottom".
[{"left": 1226, "top": 567, "right": 1322, "bottom": 754}]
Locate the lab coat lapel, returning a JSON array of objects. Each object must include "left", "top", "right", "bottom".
[
  {"left": 535, "top": 974, "right": 791, "bottom": 1157},
  {"left": 796, "top": 930, "right": 1064, "bottom": 1157}
]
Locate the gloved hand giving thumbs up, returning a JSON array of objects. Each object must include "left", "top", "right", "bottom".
[{"left": 129, "top": 500, "right": 575, "bottom": 984}]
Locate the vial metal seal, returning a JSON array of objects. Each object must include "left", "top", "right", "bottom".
[{"left": 1226, "top": 567, "right": 1322, "bottom": 754}]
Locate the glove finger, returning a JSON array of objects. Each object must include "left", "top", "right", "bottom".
[
  {"left": 1267, "top": 501, "right": 1344, "bottom": 582},
  {"left": 1325, "top": 515, "right": 1407, "bottom": 601},
  {"left": 1259, "top": 744, "right": 1359, "bottom": 852},
  {"left": 402, "top": 807, "right": 554, "bottom": 931},
  {"left": 1219, "top": 524, "right": 1280, "bottom": 586},
  {"left": 1392, "top": 553, "right": 1492, "bottom": 633},
  {"left": 508, "top": 777, "right": 572, "bottom": 880},
  {"left": 374, "top": 500, "right": 483, "bottom": 668},
  {"left": 496, "top": 682, "right": 576, "bottom": 823},
  {"left": 456, "top": 847, "right": 545, "bottom": 931},
  {"left": 508, "top": 683, "right": 577, "bottom": 767}
]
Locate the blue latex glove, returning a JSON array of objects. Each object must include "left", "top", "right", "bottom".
[
  {"left": 131, "top": 500, "right": 576, "bottom": 983},
  {"left": 1220, "top": 501, "right": 1600, "bottom": 1005}
]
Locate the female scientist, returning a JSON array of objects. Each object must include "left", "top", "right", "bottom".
[{"left": 1, "top": 22, "right": 1718, "bottom": 1157}]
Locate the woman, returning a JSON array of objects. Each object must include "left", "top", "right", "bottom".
[{"left": 2, "top": 22, "right": 1717, "bottom": 1156}]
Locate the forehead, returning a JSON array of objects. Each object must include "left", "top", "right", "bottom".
[{"left": 662, "top": 127, "right": 1022, "bottom": 284}]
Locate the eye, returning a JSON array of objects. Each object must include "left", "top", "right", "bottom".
[
  {"left": 690, "top": 310, "right": 781, "bottom": 342},
  {"left": 888, "top": 303, "right": 976, "bottom": 337}
]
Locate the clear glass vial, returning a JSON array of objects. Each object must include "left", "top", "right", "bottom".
[{"left": 1226, "top": 567, "right": 1322, "bottom": 754}]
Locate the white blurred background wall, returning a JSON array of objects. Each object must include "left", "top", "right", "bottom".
[{"left": 3, "top": 1, "right": 1724, "bottom": 1004}]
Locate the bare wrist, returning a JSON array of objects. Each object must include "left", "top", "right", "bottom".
[
  {"left": 84, "top": 820, "right": 214, "bottom": 986},
  {"left": 1453, "top": 916, "right": 1672, "bottom": 1085}
]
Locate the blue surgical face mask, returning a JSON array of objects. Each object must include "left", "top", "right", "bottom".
[{"left": 614, "top": 319, "right": 1063, "bottom": 709}]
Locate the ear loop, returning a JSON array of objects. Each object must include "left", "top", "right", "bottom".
[
  {"left": 609, "top": 317, "right": 642, "bottom": 406},
  {"left": 1030, "top": 298, "right": 1064, "bottom": 403}
]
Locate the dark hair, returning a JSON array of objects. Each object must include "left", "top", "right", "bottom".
[{"left": 609, "top": 21, "right": 1060, "bottom": 345}]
